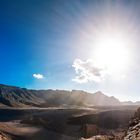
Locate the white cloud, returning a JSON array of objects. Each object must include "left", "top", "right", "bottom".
[
  {"left": 72, "top": 59, "right": 107, "bottom": 83},
  {"left": 33, "top": 73, "right": 44, "bottom": 79}
]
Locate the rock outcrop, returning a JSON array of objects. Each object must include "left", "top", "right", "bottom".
[
  {"left": 0, "top": 131, "right": 11, "bottom": 140},
  {"left": 124, "top": 107, "right": 140, "bottom": 140}
]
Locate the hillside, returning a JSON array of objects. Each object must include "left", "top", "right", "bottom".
[{"left": 0, "top": 84, "right": 138, "bottom": 107}]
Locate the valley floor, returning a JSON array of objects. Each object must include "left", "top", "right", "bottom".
[
  {"left": 0, "top": 121, "right": 78, "bottom": 140},
  {"left": 0, "top": 106, "right": 138, "bottom": 140}
]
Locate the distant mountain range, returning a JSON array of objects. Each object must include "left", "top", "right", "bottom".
[{"left": 0, "top": 84, "right": 139, "bottom": 107}]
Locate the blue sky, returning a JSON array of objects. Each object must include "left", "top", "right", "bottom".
[{"left": 1, "top": 0, "right": 140, "bottom": 101}]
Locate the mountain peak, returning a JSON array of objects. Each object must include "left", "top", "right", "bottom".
[{"left": 93, "top": 91, "right": 106, "bottom": 96}]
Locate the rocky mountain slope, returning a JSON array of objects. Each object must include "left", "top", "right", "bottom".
[
  {"left": 0, "top": 84, "right": 139, "bottom": 107},
  {"left": 124, "top": 107, "right": 140, "bottom": 140}
]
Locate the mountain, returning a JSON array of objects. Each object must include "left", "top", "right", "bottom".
[
  {"left": 0, "top": 84, "right": 138, "bottom": 107},
  {"left": 122, "top": 101, "right": 140, "bottom": 105},
  {"left": 86, "top": 91, "right": 121, "bottom": 106}
]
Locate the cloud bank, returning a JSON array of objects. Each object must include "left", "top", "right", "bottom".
[
  {"left": 72, "top": 59, "right": 106, "bottom": 83},
  {"left": 33, "top": 73, "right": 44, "bottom": 79}
]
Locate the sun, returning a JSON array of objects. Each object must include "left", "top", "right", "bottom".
[
  {"left": 75, "top": 24, "right": 132, "bottom": 79},
  {"left": 92, "top": 29, "right": 130, "bottom": 77}
]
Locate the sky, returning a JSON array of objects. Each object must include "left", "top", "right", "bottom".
[{"left": 1, "top": 0, "right": 140, "bottom": 101}]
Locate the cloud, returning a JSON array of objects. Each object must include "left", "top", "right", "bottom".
[
  {"left": 33, "top": 73, "right": 44, "bottom": 79},
  {"left": 72, "top": 59, "right": 106, "bottom": 83}
]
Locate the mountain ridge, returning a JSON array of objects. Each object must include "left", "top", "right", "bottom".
[{"left": 0, "top": 84, "right": 139, "bottom": 107}]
